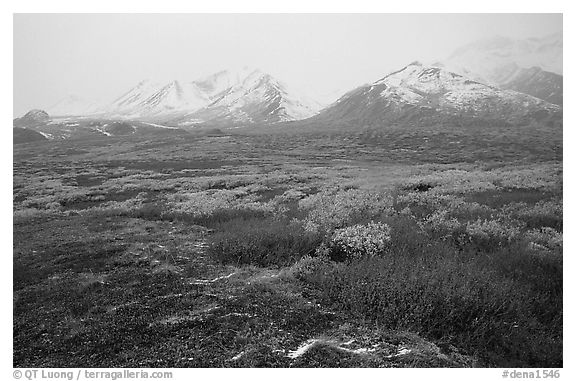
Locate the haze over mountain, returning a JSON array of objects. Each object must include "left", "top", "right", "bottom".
[
  {"left": 42, "top": 32, "right": 564, "bottom": 128},
  {"left": 14, "top": 14, "right": 562, "bottom": 118},
  {"left": 20, "top": 58, "right": 563, "bottom": 139},
  {"left": 48, "top": 95, "right": 104, "bottom": 117},
  {"left": 441, "top": 33, "right": 562, "bottom": 81},
  {"left": 14, "top": 14, "right": 562, "bottom": 141},
  {"left": 33, "top": 30, "right": 563, "bottom": 129},
  {"left": 436, "top": 33, "right": 562, "bottom": 105}
]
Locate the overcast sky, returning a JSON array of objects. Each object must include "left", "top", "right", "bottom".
[{"left": 13, "top": 13, "right": 562, "bottom": 116}]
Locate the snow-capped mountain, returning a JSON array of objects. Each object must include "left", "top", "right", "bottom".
[
  {"left": 313, "top": 62, "right": 561, "bottom": 127},
  {"left": 108, "top": 79, "right": 211, "bottom": 118},
  {"left": 45, "top": 69, "right": 323, "bottom": 126},
  {"left": 440, "top": 33, "right": 562, "bottom": 86},
  {"left": 174, "top": 68, "right": 322, "bottom": 126}
]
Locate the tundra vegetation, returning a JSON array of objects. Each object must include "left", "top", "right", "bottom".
[{"left": 13, "top": 126, "right": 562, "bottom": 367}]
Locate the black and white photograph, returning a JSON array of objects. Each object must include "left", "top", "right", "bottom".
[{"left": 9, "top": 5, "right": 569, "bottom": 376}]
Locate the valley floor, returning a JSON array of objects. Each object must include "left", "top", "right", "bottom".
[{"left": 13, "top": 129, "right": 562, "bottom": 367}]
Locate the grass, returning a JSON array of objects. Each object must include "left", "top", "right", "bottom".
[{"left": 13, "top": 127, "right": 562, "bottom": 368}]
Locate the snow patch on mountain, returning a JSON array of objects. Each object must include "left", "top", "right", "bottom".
[
  {"left": 94, "top": 124, "right": 112, "bottom": 136},
  {"left": 141, "top": 122, "right": 179, "bottom": 130},
  {"left": 380, "top": 86, "right": 423, "bottom": 105},
  {"left": 36, "top": 131, "right": 54, "bottom": 139},
  {"left": 109, "top": 79, "right": 210, "bottom": 116}
]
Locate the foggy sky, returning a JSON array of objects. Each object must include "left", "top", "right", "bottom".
[{"left": 13, "top": 13, "right": 562, "bottom": 116}]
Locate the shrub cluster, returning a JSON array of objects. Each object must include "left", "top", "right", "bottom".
[
  {"left": 328, "top": 222, "right": 392, "bottom": 261},
  {"left": 465, "top": 218, "right": 521, "bottom": 251},
  {"left": 298, "top": 188, "right": 393, "bottom": 233}
]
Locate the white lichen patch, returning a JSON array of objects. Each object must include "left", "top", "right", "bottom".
[
  {"left": 287, "top": 338, "right": 379, "bottom": 360},
  {"left": 230, "top": 351, "right": 245, "bottom": 361},
  {"left": 287, "top": 339, "right": 320, "bottom": 359},
  {"left": 189, "top": 271, "right": 238, "bottom": 285},
  {"left": 384, "top": 347, "right": 412, "bottom": 358}
]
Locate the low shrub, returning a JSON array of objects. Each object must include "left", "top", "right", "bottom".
[
  {"left": 301, "top": 216, "right": 562, "bottom": 367},
  {"left": 167, "top": 207, "right": 273, "bottom": 228},
  {"left": 129, "top": 202, "right": 166, "bottom": 220},
  {"left": 328, "top": 222, "right": 392, "bottom": 261},
  {"left": 524, "top": 227, "right": 562, "bottom": 252},
  {"left": 465, "top": 218, "right": 521, "bottom": 251},
  {"left": 394, "top": 191, "right": 460, "bottom": 219},
  {"left": 280, "top": 254, "right": 336, "bottom": 281},
  {"left": 207, "top": 218, "right": 323, "bottom": 267},
  {"left": 299, "top": 189, "right": 393, "bottom": 233},
  {"left": 417, "top": 209, "right": 463, "bottom": 240},
  {"left": 497, "top": 200, "right": 562, "bottom": 230},
  {"left": 518, "top": 200, "right": 562, "bottom": 230},
  {"left": 13, "top": 207, "right": 61, "bottom": 223}
]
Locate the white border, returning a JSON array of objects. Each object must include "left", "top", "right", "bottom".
[{"left": 3, "top": 3, "right": 572, "bottom": 380}]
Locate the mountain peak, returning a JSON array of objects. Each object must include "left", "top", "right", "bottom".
[
  {"left": 192, "top": 67, "right": 263, "bottom": 100},
  {"left": 408, "top": 60, "right": 423, "bottom": 67},
  {"left": 13, "top": 109, "right": 50, "bottom": 128},
  {"left": 22, "top": 109, "right": 49, "bottom": 121},
  {"left": 375, "top": 63, "right": 485, "bottom": 95},
  {"left": 228, "top": 66, "right": 262, "bottom": 79}
]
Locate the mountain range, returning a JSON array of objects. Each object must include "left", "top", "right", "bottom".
[
  {"left": 46, "top": 68, "right": 322, "bottom": 126},
  {"left": 14, "top": 34, "right": 563, "bottom": 143}
]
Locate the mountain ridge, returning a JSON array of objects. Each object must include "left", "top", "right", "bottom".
[{"left": 500, "top": 67, "right": 562, "bottom": 106}]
